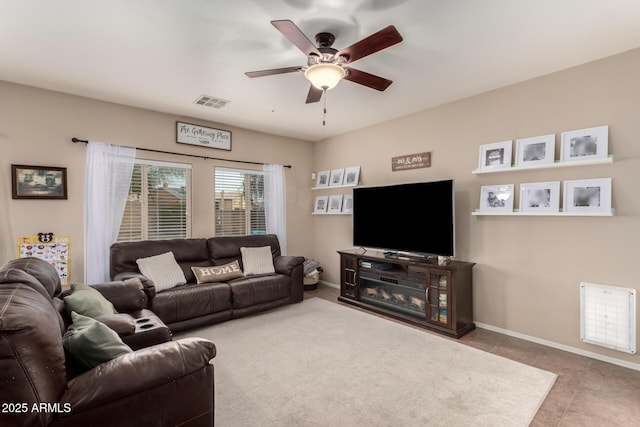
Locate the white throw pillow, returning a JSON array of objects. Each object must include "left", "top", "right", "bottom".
[
  {"left": 240, "top": 246, "right": 276, "bottom": 276},
  {"left": 136, "top": 251, "right": 187, "bottom": 292}
]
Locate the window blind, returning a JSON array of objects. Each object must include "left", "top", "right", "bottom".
[
  {"left": 117, "top": 160, "right": 192, "bottom": 242},
  {"left": 214, "top": 167, "right": 265, "bottom": 236}
]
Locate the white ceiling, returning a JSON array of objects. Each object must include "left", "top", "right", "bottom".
[{"left": 2, "top": 0, "right": 640, "bottom": 142}]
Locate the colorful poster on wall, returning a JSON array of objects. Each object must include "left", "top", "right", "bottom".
[{"left": 17, "top": 234, "right": 70, "bottom": 285}]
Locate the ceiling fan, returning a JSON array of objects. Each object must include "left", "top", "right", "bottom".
[{"left": 245, "top": 20, "right": 403, "bottom": 104}]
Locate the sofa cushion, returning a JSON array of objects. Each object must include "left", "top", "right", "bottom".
[
  {"left": 151, "top": 283, "right": 232, "bottom": 325},
  {"left": 64, "top": 283, "right": 118, "bottom": 318},
  {"left": 191, "top": 261, "right": 243, "bottom": 284},
  {"left": 240, "top": 246, "right": 275, "bottom": 276},
  {"left": 136, "top": 251, "right": 187, "bottom": 292},
  {"left": 229, "top": 274, "right": 292, "bottom": 308},
  {"left": 63, "top": 312, "right": 133, "bottom": 369}
]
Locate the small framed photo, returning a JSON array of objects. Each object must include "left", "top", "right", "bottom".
[
  {"left": 316, "top": 170, "right": 330, "bottom": 188},
  {"left": 515, "top": 134, "right": 555, "bottom": 167},
  {"left": 313, "top": 196, "right": 328, "bottom": 213},
  {"left": 564, "top": 178, "right": 612, "bottom": 214},
  {"left": 343, "top": 166, "right": 360, "bottom": 186},
  {"left": 560, "top": 125, "right": 608, "bottom": 162},
  {"left": 478, "top": 141, "right": 512, "bottom": 171},
  {"left": 11, "top": 164, "right": 68, "bottom": 200},
  {"left": 329, "top": 168, "right": 345, "bottom": 186},
  {"left": 519, "top": 181, "right": 560, "bottom": 213},
  {"left": 342, "top": 194, "right": 353, "bottom": 213},
  {"left": 328, "top": 195, "right": 343, "bottom": 213},
  {"left": 479, "top": 184, "right": 515, "bottom": 213}
]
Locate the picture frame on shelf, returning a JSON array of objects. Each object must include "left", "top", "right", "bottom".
[
  {"left": 329, "top": 168, "right": 345, "bottom": 186},
  {"left": 478, "top": 141, "right": 512, "bottom": 171},
  {"left": 343, "top": 166, "right": 360, "bottom": 186},
  {"left": 328, "top": 195, "right": 343, "bottom": 213},
  {"left": 560, "top": 125, "right": 608, "bottom": 162},
  {"left": 313, "top": 196, "right": 328, "bottom": 213},
  {"left": 316, "top": 170, "right": 330, "bottom": 187},
  {"left": 515, "top": 134, "right": 555, "bottom": 167},
  {"left": 519, "top": 181, "right": 560, "bottom": 213},
  {"left": 478, "top": 184, "right": 515, "bottom": 213},
  {"left": 11, "top": 164, "right": 68, "bottom": 200},
  {"left": 342, "top": 194, "right": 353, "bottom": 213},
  {"left": 563, "top": 178, "right": 612, "bottom": 214}
]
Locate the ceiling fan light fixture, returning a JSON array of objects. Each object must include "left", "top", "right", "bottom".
[{"left": 304, "top": 63, "right": 345, "bottom": 90}]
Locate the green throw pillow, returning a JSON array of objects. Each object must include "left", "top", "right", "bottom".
[
  {"left": 64, "top": 283, "right": 117, "bottom": 318},
  {"left": 63, "top": 312, "right": 133, "bottom": 369}
]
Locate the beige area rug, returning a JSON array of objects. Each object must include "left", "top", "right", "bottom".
[{"left": 175, "top": 298, "right": 556, "bottom": 426}]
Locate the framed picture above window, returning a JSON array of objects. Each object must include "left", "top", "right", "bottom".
[
  {"left": 564, "top": 178, "right": 612, "bottom": 214},
  {"left": 560, "top": 125, "right": 608, "bottom": 162},
  {"left": 478, "top": 141, "right": 512, "bottom": 171},
  {"left": 519, "top": 181, "right": 560, "bottom": 213},
  {"left": 515, "top": 134, "right": 555, "bottom": 167},
  {"left": 479, "top": 184, "right": 515, "bottom": 213},
  {"left": 11, "top": 164, "right": 67, "bottom": 200}
]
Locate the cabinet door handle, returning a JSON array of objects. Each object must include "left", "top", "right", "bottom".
[{"left": 425, "top": 288, "right": 430, "bottom": 304}]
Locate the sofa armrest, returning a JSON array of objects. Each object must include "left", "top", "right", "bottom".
[
  {"left": 59, "top": 338, "right": 216, "bottom": 414},
  {"left": 112, "top": 272, "right": 157, "bottom": 300},
  {"left": 274, "top": 256, "right": 305, "bottom": 276},
  {"left": 94, "top": 313, "right": 136, "bottom": 336},
  {"left": 90, "top": 278, "right": 148, "bottom": 312}
]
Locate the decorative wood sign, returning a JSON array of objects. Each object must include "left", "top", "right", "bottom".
[
  {"left": 176, "top": 121, "right": 232, "bottom": 151},
  {"left": 391, "top": 152, "right": 432, "bottom": 171}
]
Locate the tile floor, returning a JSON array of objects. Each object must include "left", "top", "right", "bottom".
[{"left": 304, "top": 284, "right": 640, "bottom": 427}]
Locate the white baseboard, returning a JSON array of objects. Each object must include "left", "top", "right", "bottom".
[
  {"left": 318, "top": 280, "right": 339, "bottom": 289},
  {"left": 475, "top": 322, "right": 640, "bottom": 372}
]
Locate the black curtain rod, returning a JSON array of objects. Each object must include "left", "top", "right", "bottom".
[{"left": 71, "top": 138, "right": 292, "bottom": 168}]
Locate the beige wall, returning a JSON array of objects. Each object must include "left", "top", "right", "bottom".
[
  {"left": 1, "top": 81, "right": 314, "bottom": 281},
  {"left": 312, "top": 48, "right": 640, "bottom": 365}
]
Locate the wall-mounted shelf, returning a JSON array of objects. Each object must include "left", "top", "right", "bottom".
[
  {"left": 312, "top": 212, "right": 351, "bottom": 216},
  {"left": 312, "top": 184, "right": 358, "bottom": 190},
  {"left": 472, "top": 209, "right": 614, "bottom": 217},
  {"left": 472, "top": 155, "right": 613, "bottom": 175}
]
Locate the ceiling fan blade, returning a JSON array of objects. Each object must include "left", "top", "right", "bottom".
[
  {"left": 344, "top": 67, "right": 393, "bottom": 91},
  {"left": 245, "top": 66, "right": 303, "bottom": 78},
  {"left": 271, "top": 20, "right": 321, "bottom": 57},
  {"left": 337, "top": 25, "right": 403, "bottom": 64},
  {"left": 305, "top": 85, "right": 323, "bottom": 104}
]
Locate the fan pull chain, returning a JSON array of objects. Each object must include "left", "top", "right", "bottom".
[{"left": 323, "top": 88, "right": 327, "bottom": 126}]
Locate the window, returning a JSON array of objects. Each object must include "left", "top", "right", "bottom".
[
  {"left": 117, "top": 160, "right": 191, "bottom": 242},
  {"left": 214, "top": 167, "right": 265, "bottom": 236}
]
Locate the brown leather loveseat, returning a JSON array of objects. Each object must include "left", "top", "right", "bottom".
[
  {"left": 0, "top": 257, "right": 216, "bottom": 427},
  {"left": 110, "top": 234, "right": 305, "bottom": 332}
]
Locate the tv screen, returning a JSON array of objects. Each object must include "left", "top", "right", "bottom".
[{"left": 352, "top": 180, "right": 455, "bottom": 256}]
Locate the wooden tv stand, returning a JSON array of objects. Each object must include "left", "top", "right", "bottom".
[{"left": 338, "top": 249, "right": 475, "bottom": 338}]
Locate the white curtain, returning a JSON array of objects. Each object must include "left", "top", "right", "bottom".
[
  {"left": 263, "top": 164, "right": 287, "bottom": 255},
  {"left": 84, "top": 141, "right": 136, "bottom": 283}
]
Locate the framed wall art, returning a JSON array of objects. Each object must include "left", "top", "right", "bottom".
[
  {"left": 328, "top": 195, "right": 344, "bottom": 213},
  {"left": 11, "top": 164, "right": 68, "bottom": 200},
  {"left": 342, "top": 194, "right": 353, "bottom": 213},
  {"left": 564, "top": 178, "right": 612, "bottom": 214},
  {"left": 316, "top": 170, "right": 330, "bottom": 188},
  {"left": 479, "top": 184, "right": 515, "bottom": 213},
  {"left": 560, "top": 125, "right": 608, "bottom": 162},
  {"left": 519, "top": 181, "right": 560, "bottom": 213},
  {"left": 329, "top": 168, "right": 345, "bottom": 186},
  {"left": 176, "top": 121, "right": 231, "bottom": 151},
  {"left": 343, "top": 166, "right": 361, "bottom": 186},
  {"left": 313, "top": 196, "right": 328, "bottom": 213},
  {"left": 515, "top": 134, "right": 555, "bottom": 167},
  {"left": 478, "top": 141, "right": 512, "bottom": 171}
]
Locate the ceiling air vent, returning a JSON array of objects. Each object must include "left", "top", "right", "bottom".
[{"left": 194, "top": 95, "right": 230, "bottom": 109}]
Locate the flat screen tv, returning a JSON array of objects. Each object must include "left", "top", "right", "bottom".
[{"left": 352, "top": 180, "right": 455, "bottom": 257}]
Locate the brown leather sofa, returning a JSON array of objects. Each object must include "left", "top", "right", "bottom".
[
  {"left": 0, "top": 257, "right": 216, "bottom": 427},
  {"left": 110, "top": 234, "right": 305, "bottom": 332}
]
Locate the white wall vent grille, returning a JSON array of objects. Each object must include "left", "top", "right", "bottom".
[
  {"left": 193, "top": 95, "right": 230, "bottom": 109},
  {"left": 580, "top": 282, "right": 636, "bottom": 354}
]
